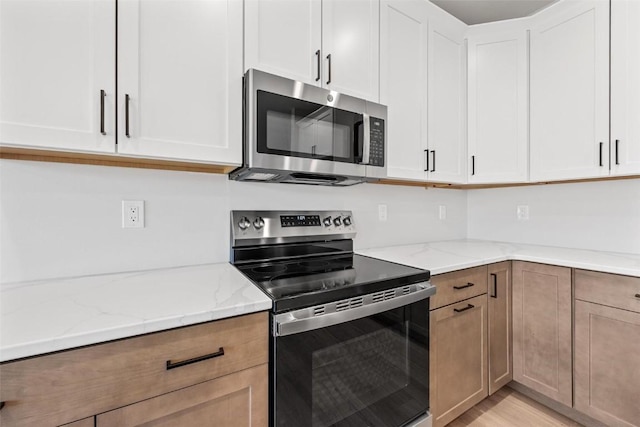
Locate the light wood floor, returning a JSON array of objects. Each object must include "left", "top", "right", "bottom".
[{"left": 447, "top": 387, "right": 583, "bottom": 427}]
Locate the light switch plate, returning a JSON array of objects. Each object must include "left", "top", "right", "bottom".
[{"left": 439, "top": 205, "right": 447, "bottom": 220}]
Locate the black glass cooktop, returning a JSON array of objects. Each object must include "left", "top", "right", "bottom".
[{"left": 235, "top": 254, "right": 430, "bottom": 313}]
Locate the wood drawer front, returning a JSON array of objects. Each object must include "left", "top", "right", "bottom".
[
  {"left": 430, "top": 265, "right": 488, "bottom": 310},
  {"left": 575, "top": 269, "right": 640, "bottom": 313},
  {"left": 0, "top": 311, "right": 268, "bottom": 427}
]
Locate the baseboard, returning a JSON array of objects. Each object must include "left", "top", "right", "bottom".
[{"left": 507, "top": 382, "right": 607, "bottom": 427}]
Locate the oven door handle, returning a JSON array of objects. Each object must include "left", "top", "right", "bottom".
[{"left": 274, "top": 282, "right": 435, "bottom": 337}]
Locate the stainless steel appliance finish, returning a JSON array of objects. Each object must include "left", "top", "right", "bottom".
[
  {"left": 230, "top": 69, "right": 387, "bottom": 186},
  {"left": 230, "top": 210, "right": 434, "bottom": 427}
]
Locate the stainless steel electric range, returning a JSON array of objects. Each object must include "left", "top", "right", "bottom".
[{"left": 231, "top": 210, "right": 435, "bottom": 427}]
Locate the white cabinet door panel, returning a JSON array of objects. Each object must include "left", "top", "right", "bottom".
[
  {"left": 381, "top": 0, "right": 429, "bottom": 181},
  {"left": 428, "top": 17, "right": 466, "bottom": 183},
  {"left": 530, "top": 0, "right": 609, "bottom": 181},
  {"left": 468, "top": 27, "right": 528, "bottom": 183},
  {"left": 118, "top": 0, "right": 242, "bottom": 164},
  {"left": 322, "top": 0, "right": 379, "bottom": 102},
  {"left": 611, "top": 0, "right": 640, "bottom": 176},
  {"left": 0, "top": 0, "right": 115, "bottom": 152},
  {"left": 244, "top": 0, "right": 322, "bottom": 85}
]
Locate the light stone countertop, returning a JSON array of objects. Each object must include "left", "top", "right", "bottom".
[
  {"left": 356, "top": 240, "right": 640, "bottom": 277},
  {"left": 0, "top": 263, "right": 272, "bottom": 362},
  {"left": 3, "top": 240, "right": 639, "bottom": 363}
]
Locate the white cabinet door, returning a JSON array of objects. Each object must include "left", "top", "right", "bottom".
[
  {"left": 381, "top": 0, "right": 429, "bottom": 181},
  {"left": 611, "top": 0, "right": 640, "bottom": 176},
  {"left": 117, "top": 0, "right": 242, "bottom": 165},
  {"left": 322, "top": 0, "right": 379, "bottom": 102},
  {"left": 244, "top": 0, "right": 322, "bottom": 86},
  {"left": 468, "top": 24, "right": 528, "bottom": 183},
  {"left": 427, "top": 12, "right": 466, "bottom": 183},
  {"left": 0, "top": 0, "right": 115, "bottom": 153},
  {"left": 529, "top": 0, "right": 609, "bottom": 181}
]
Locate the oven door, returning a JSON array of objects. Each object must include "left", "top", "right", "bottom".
[{"left": 272, "top": 286, "right": 432, "bottom": 427}]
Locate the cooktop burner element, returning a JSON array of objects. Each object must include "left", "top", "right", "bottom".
[{"left": 230, "top": 210, "right": 430, "bottom": 313}]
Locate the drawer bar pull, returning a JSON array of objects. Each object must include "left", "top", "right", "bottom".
[
  {"left": 490, "top": 273, "right": 498, "bottom": 298},
  {"left": 454, "top": 304, "right": 475, "bottom": 313},
  {"left": 453, "top": 282, "right": 475, "bottom": 290},
  {"left": 166, "top": 347, "right": 225, "bottom": 370},
  {"left": 635, "top": 293, "right": 640, "bottom": 299}
]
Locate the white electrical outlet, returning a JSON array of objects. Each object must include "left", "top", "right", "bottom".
[
  {"left": 122, "top": 200, "right": 145, "bottom": 228},
  {"left": 378, "top": 204, "right": 388, "bottom": 222},
  {"left": 517, "top": 205, "right": 530, "bottom": 221},
  {"left": 439, "top": 205, "right": 447, "bottom": 220}
]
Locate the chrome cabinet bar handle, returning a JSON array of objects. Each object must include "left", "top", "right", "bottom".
[
  {"left": 599, "top": 142, "right": 603, "bottom": 166},
  {"left": 326, "top": 54, "right": 332, "bottom": 85},
  {"left": 615, "top": 139, "right": 620, "bottom": 165},
  {"left": 490, "top": 273, "right": 497, "bottom": 298},
  {"left": 472, "top": 155, "right": 475, "bottom": 175},
  {"left": 453, "top": 282, "right": 474, "bottom": 290},
  {"left": 315, "top": 50, "right": 321, "bottom": 82},
  {"left": 125, "top": 94, "right": 131, "bottom": 138},
  {"left": 430, "top": 150, "right": 436, "bottom": 172},
  {"left": 166, "top": 347, "right": 224, "bottom": 370},
  {"left": 424, "top": 150, "right": 429, "bottom": 171},
  {"left": 454, "top": 304, "right": 474, "bottom": 313},
  {"left": 100, "top": 90, "right": 106, "bottom": 135}
]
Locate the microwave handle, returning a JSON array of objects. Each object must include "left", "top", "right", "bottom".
[{"left": 361, "top": 113, "right": 371, "bottom": 165}]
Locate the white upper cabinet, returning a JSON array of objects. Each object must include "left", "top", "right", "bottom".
[
  {"left": 383, "top": 1, "right": 466, "bottom": 183},
  {"left": 244, "top": 0, "right": 322, "bottom": 86},
  {"left": 322, "top": 0, "right": 379, "bottom": 101},
  {"left": 0, "top": 0, "right": 115, "bottom": 153},
  {"left": 467, "top": 22, "right": 528, "bottom": 183},
  {"left": 381, "top": 0, "right": 429, "bottom": 181},
  {"left": 117, "top": 0, "right": 242, "bottom": 165},
  {"left": 611, "top": 0, "right": 640, "bottom": 176},
  {"left": 529, "top": 0, "right": 610, "bottom": 181},
  {"left": 427, "top": 10, "right": 467, "bottom": 183},
  {"left": 244, "top": 0, "right": 379, "bottom": 102}
]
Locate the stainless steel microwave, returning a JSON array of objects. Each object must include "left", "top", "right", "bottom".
[{"left": 229, "top": 69, "right": 387, "bottom": 186}]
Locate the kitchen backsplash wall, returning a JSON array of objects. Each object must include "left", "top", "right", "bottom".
[
  {"left": 0, "top": 160, "right": 467, "bottom": 283},
  {"left": 467, "top": 179, "right": 640, "bottom": 254}
]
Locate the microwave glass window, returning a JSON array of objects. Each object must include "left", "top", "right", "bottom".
[{"left": 257, "top": 91, "right": 363, "bottom": 163}]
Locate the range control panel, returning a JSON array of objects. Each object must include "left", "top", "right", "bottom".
[{"left": 231, "top": 210, "right": 356, "bottom": 246}]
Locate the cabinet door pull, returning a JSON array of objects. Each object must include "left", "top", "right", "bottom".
[
  {"left": 430, "top": 150, "right": 436, "bottom": 172},
  {"left": 100, "top": 90, "right": 106, "bottom": 135},
  {"left": 424, "top": 149, "right": 429, "bottom": 171},
  {"left": 315, "top": 50, "right": 321, "bottom": 82},
  {"left": 599, "top": 142, "right": 603, "bottom": 166},
  {"left": 490, "top": 273, "right": 497, "bottom": 298},
  {"left": 125, "top": 94, "right": 131, "bottom": 138},
  {"left": 635, "top": 293, "right": 640, "bottom": 299},
  {"left": 615, "top": 139, "right": 620, "bottom": 165},
  {"left": 471, "top": 155, "right": 475, "bottom": 175},
  {"left": 454, "top": 304, "right": 474, "bottom": 313},
  {"left": 326, "top": 54, "right": 332, "bottom": 85},
  {"left": 166, "top": 347, "right": 225, "bottom": 370},
  {"left": 453, "top": 282, "right": 474, "bottom": 290}
]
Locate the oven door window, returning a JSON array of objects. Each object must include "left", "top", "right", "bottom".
[
  {"left": 274, "top": 299, "right": 429, "bottom": 427},
  {"left": 256, "top": 91, "right": 363, "bottom": 163}
]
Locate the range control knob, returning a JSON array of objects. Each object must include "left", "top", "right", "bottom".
[
  {"left": 238, "top": 217, "right": 251, "bottom": 230},
  {"left": 323, "top": 216, "right": 332, "bottom": 227},
  {"left": 253, "top": 217, "right": 265, "bottom": 230},
  {"left": 343, "top": 216, "right": 352, "bottom": 226},
  {"left": 333, "top": 216, "right": 342, "bottom": 227}
]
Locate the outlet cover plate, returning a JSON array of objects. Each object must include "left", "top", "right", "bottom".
[
  {"left": 122, "top": 200, "right": 145, "bottom": 228},
  {"left": 517, "top": 205, "right": 529, "bottom": 221}
]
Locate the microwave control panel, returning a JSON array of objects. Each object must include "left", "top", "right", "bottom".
[{"left": 368, "top": 118, "right": 385, "bottom": 166}]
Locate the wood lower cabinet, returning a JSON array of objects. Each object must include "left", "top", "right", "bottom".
[
  {"left": 512, "top": 261, "right": 572, "bottom": 407},
  {"left": 0, "top": 312, "right": 268, "bottom": 427},
  {"left": 430, "top": 294, "right": 488, "bottom": 427},
  {"left": 61, "top": 418, "right": 94, "bottom": 427},
  {"left": 487, "top": 261, "right": 512, "bottom": 395},
  {"left": 97, "top": 364, "right": 268, "bottom": 427},
  {"left": 574, "top": 270, "right": 640, "bottom": 427}
]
